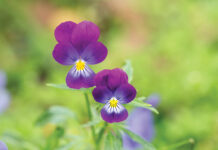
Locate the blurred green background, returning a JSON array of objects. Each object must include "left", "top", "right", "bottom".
[{"left": 0, "top": 0, "right": 217, "bottom": 149}]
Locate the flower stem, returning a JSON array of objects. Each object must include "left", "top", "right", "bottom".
[
  {"left": 83, "top": 92, "right": 96, "bottom": 145},
  {"left": 96, "top": 122, "right": 108, "bottom": 150},
  {"left": 163, "top": 138, "right": 195, "bottom": 150}
]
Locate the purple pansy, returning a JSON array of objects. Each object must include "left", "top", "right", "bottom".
[
  {"left": 0, "top": 140, "right": 8, "bottom": 150},
  {"left": 53, "top": 21, "right": 108, "bottom": 89},
  {"left": 122, "top": 94, "right": 160, "bottom": 150},
  {"left": 92, "top": 69, "right": 136, "bottom": 123},
  {"left": 0, "top": 71, "right": 10, "bottom": 114}
]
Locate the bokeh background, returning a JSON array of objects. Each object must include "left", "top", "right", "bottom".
[{"left": 0, "top": 0, "right": 218, "bottom": 149}]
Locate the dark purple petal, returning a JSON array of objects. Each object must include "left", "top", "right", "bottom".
[
  {"left": 114, "top": 84, "right": 136, "bottom": 104},
  {"left": 95, "top": 68, "right": 128, "bottom": 90},
  {"left": 81, "top": 41, "right": 107, "bottom": 65},
  {"left": 0, "top": 141, "right": 8, "bottom": 150},
  {"left": 101, "top": 103, "right": 128, "bottom": 123},
  {"left": 66, "top": 65, "right": 95, "bottom": 89},
  {"left": 92, "top": 87, "right": 112, "bottom": 103},
  {"left": 53, "top": 43, "right": 79, "bottom": 65},
  {"left": 0, "top": 90, "right": 10, "bottom": 114},
  {"left": 71, "top": 21, "right": 100, "bottom": 53},
  {"left": 146, "top": 93, "right": 160, "bottom": 107},
  {"left": 0, "top": 71, "right": 7, "bottom": 88},
  {"left": 55, "top": 21, "right": 76, "bottom": 44}
]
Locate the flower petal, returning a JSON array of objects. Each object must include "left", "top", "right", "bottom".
[
  {"left": 92, "top": 87, "right": 112, "bottom": 103},
  {"left": 146, "top": 94, "right": 160, "bottom": 107},
  {"left": 66, "top": 65, "right": 95, "bottom": 89},
  {"left": 0, "top": 90, "right": 10, "bottom": 114},
  {"left": 101, "top": 103, "right": 128, "bottom": 123},
  {"left": 0, "top": 140, "right": 8, "bottom": 150},
  {"left": 71, "top": 21, "right": 100, "bottom": 53},
  {"left": 114, "top": 84, "right": 136, "bottom": 104},
  {"left": 95, "top": 68, "right": 128, "bottom": 90},
  {"left": 53, "top": 43, "right": 79, "bottom": 65},
  {"left": 81, "top": 41, "right": 107, "bottom": 65},
  {"left": 55, "top": 21, "right": 76, "bottom": 44}
]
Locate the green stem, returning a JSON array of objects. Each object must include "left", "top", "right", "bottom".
[
  {"left": 96, "top": 122, "right": 108, "bottom": 150},
  {"left": 164, "top": 138, "right": 195, "bottom": 150},
  {"left": 83, "top": 92, "right": 96, "bottom": 144}
]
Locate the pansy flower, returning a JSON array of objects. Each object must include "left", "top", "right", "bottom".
[
  {"left": 122, "top": 94, "right": 160, "bottom": 150},
  {"left": 92, "top": 69, "right": 136, "bottom": 123},
  {"left": 53, "top": 21, "right": 108, "bottom": 89},
  {"left": 0, "top": 71, "right": 10, "bottom": 114},
  {"left": 0, "top": 140, "right": 8, "bottom": 150}
]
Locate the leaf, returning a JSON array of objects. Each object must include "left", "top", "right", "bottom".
[
  {"left": 46, "top": 83, "right": 91, "bottom": 92},
  {"left": 104, "top": 131, "right": 123, "bottom": 150},
  {"left": 45, "top": 127, "right": 65, "bottom": 150},
  {"left": 130, "top": 101, "right": 159, "bottom": 114},
  {"left": 82, "top": 120, "right": 100, "bottom": 128},
  {"left": 55, "top": 142, "right": 76, "bottom": 150},
  {"left": 122, "top": 60, "right": 133, "bottom": 83},
  {"left": 118, "top": 126, "right": 156, "bottom": 150},
  {"left": 35, "top": 106, "right": 76, "bottom": 126}
]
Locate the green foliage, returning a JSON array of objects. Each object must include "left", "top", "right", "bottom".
[
  {"left": 116, "top": 125, "right": 156, "bottom": 150},
  {"left": 122, "top": 60, "right": 133, "bottom": 83},
  {"left": 104, "top": 131, "right": 123, "bottom": 150},
  {"left": 44, "top": 127, "right": 65, "bottom": 150},
  {"left": 130, "top": 97, "right": 159, "bottom": 114},
  {"left": 35, "top": 106, "right": 76, "bottom": 126}
]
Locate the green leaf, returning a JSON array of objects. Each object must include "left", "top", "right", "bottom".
[
  {"left": 35, "top": 106, "right": 76, "bottom": 126},
  {"left": 55, "top": 142, "right": 76, "bottom": 150},
  {"left": 118, "top": 126, "right": 156, "bottom": 150},
  {"left": 46, "top": 83, "right": 90, "bottom": 92},
  {"left": 104, "top": 131, "right": 123, "bottom": 150},
  {"left": 44, "top": 127, "right": 65, "bottom": 150},
  {"left": 122, "top": 60, "right": 133, "bottom": 83},
  {"left": 130, "top": 101, "right": 159, "bottom": 114},
  {"left": 82, "top": 120, "right": 100, "bottom": 128}
]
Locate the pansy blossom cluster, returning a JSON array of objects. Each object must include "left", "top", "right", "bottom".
[{"left": 52, "top": 21, "right": 136, "bottom": 123}]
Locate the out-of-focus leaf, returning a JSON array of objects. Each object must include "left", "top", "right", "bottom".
[
  {"left": 46, "top": 83, "right": 74, "bottom": 90},
  {"left": 130, "top": 101, "right": 159, "bottom": 114},
  {"left": 46, "top": 83, "right": 90, "bottom": 92},
  {"left": 104, "top": 131, "right": 123, "bottom": 150},
  {"left": 55, "top": 142, "right": 76, "bottom": 150},
  {"left": 2, "top": 132, "right": 40, "bottom": 150},
  {"left": 122, "top": 60, "right": 133, "bottom": 83},
  {"left": 35, "top": 106, "right": 76, "bottom": 126},
  {"left": 117, "top": 126, "right": 156, "bottom": 150},
  {"left": 44, "top": 127, "right": 65, "bottom": 150},
  {"left": 82, "top": 120, "right": 101, "bottom": 128}
]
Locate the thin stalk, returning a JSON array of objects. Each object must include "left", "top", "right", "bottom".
[
  {"left": 96, "top": 122, "right": 108, "bottom": 150},
  {"left": 83, "top": 92, "right": 96, "bottom": 144},
  {"left": 164, "top": 138, "right": 195, "bottom": 150}
]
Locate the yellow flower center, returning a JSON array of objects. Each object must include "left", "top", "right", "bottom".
[
  {"left": 76, "top": 60, "right": 85, "bottom": 71},
  {"left": 109, "top": 98, "right": 118, "bottom": 108}
]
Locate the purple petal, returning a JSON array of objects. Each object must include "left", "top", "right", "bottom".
[
  {"left": 66, "top": 65, "right": 95, "bottom": 89},
  {"left": 95, "top": 68, "right": 128, "bottom": 90},
  {"left": 0, "top": 90, "right": 10, "bottom": 114},
  {"left": 53, "top": 43, "right": 79, "bottom": 65},
  {"left": 81, "top": 41, "right": 107, "bottom": 65},
  {"left": 123, "top": 108, "right": 154, "bottom": 150},
  {"left": 71, "top": 21, "right": 100, "bottom": 53},
  {"left": 0, "top": 141, "right": 8, "bottom": 150},
  {"left": 114, "top": 84, "right": 136, "bottom": 104},
  {"left": 101, "top": 103, "right": 128, "bottom": 123},
  {"left": 92, "top": 87, "right": 112, "bottom": 103},
  {"left": 0, "top": 71, "right": 7, "bottom": 88},
  {"left": 146, "top": 93, "right": 160, "bottom": 107},
  {"left": 55, "top": 21, "right": 76, "bottom": 44}
]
